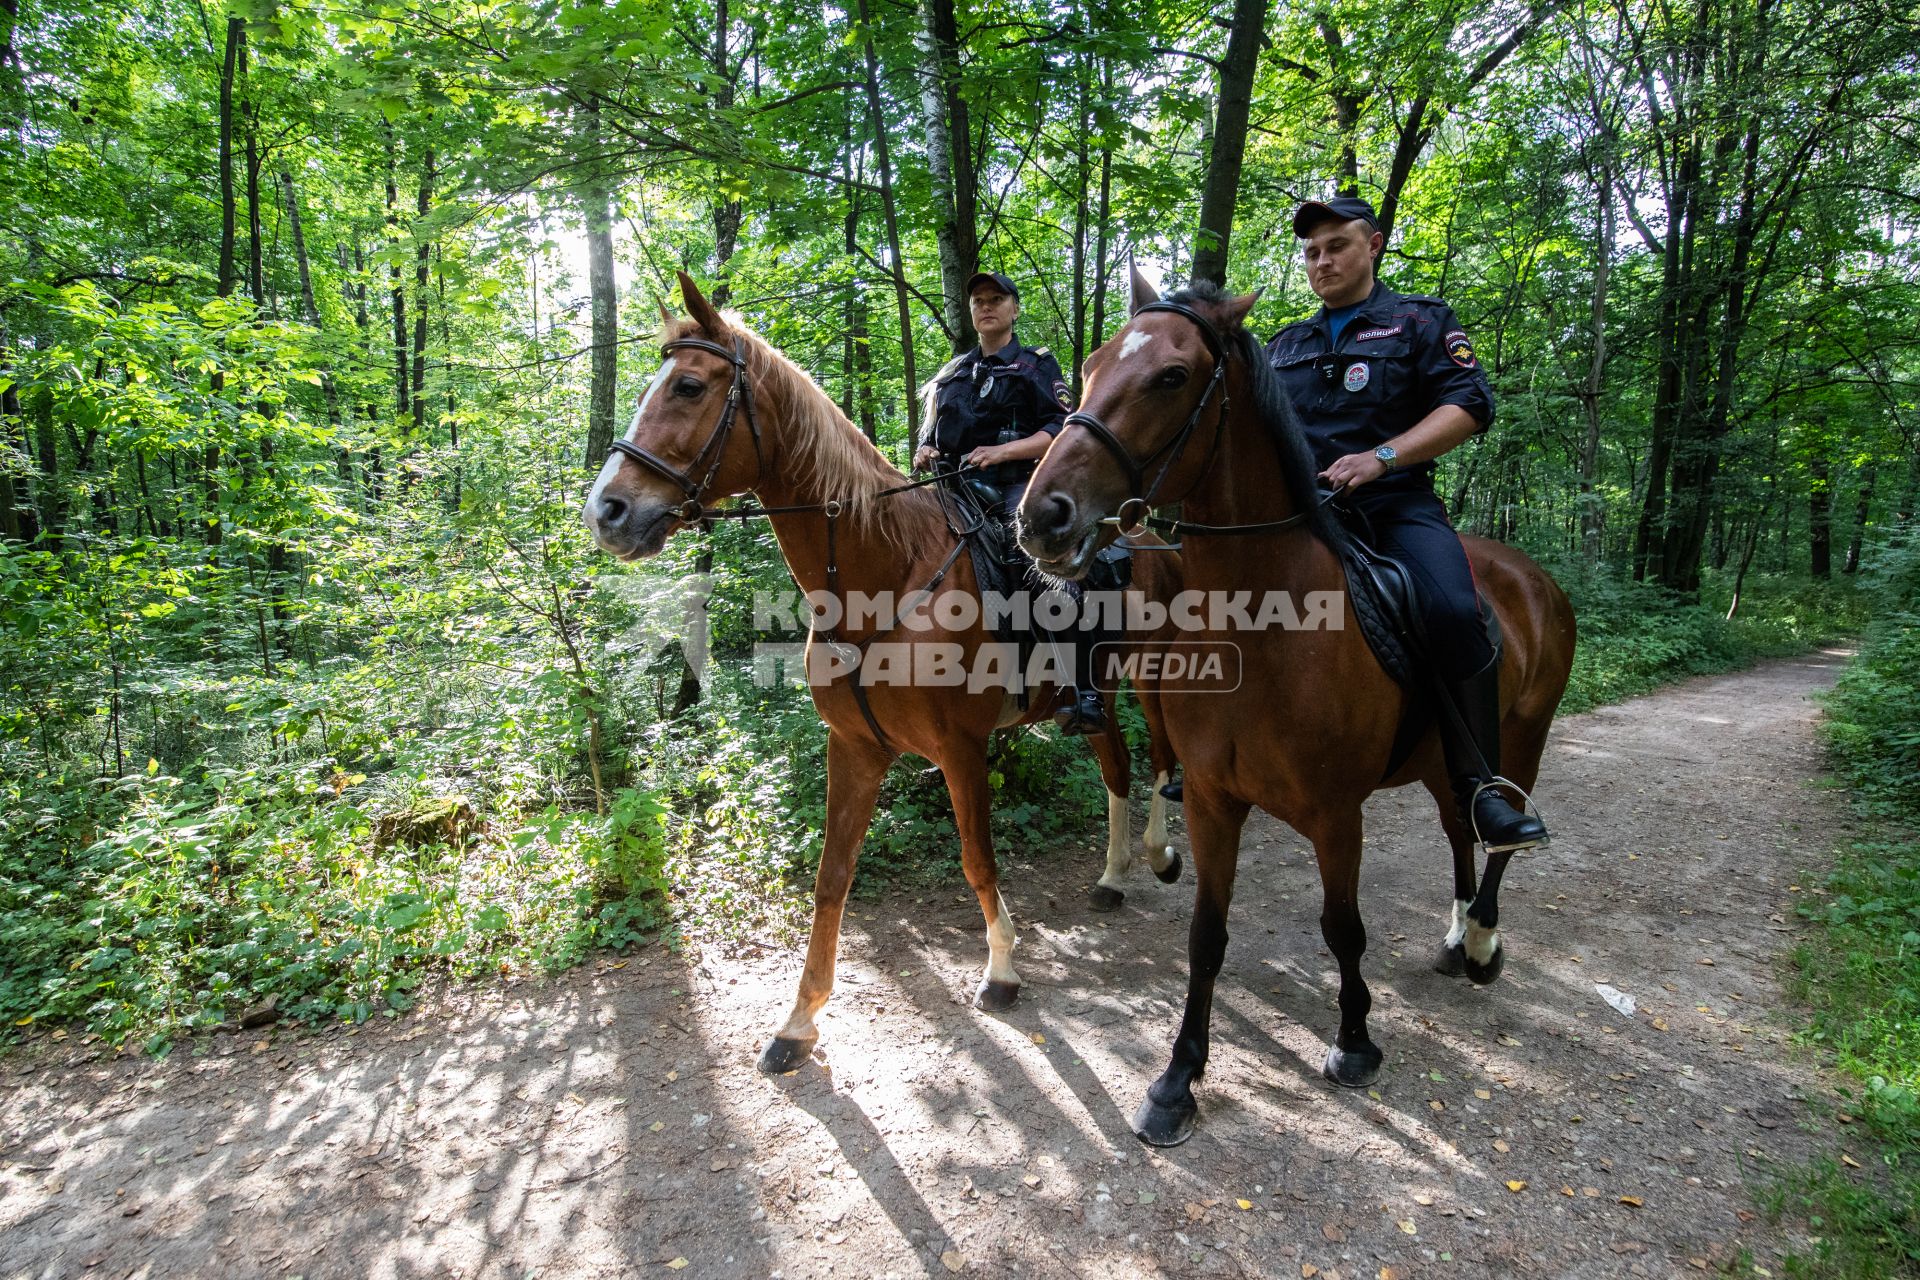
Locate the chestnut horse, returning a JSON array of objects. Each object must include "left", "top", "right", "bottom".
[
  {"left": 1017, "top": 273, "right": 1576, "bottom": 1145},
  {"left": 583, "top": 273, "right": 1185, "bottom": 1073}
]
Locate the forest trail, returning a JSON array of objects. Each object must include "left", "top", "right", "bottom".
[{"left": 1, "top": 652, "right": 1862, "bottom": 1279}]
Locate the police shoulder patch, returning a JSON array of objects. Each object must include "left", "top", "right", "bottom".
[
  {"left": 1445, "top": 329, "right": 1478, "bottom": 369},
  {"left": 1052, "top": 379, "right": 1074, "bottom": 409}
]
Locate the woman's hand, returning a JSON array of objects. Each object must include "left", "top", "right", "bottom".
[{"left": 912, "top": 444, "right": 941, "bottom": 472}]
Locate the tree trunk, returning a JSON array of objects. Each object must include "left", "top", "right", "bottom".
[
  {"left": 384, "top": 125, "right": 410, "bottom": 422},
  {"left": 708, "top": 0, "right": 742, "bottom": 306},
  {"left": 1577, "top": 176, "right": 1612, "bottom": 561},
  {"left": 1088, "top": 59, "right": 1114, "bottom": 382},
  {"left": 217, "top": 18, "right": 242, "bottom": 303},
  {"left": 1190, "top": 0, "right": 1268, "bottom": 286},
  {"left": 278, "top": 170, "right": 344, "bottom": 433},
  {"left": 1808, "top": 446, "right": 1831, "bottom": 579},
  {"left": 1844, "top": 458, "right": 1876, "bottom": 573},
  {"left": 917, "top": 0, "right": 976, "bottom": 354},
  {"left": 856, "top": 0, "right": 916, "bottom": 413},
  {"left": 241, "top": 37, "right": 266, "bottom": 310},
  {"left": 582, "top": 101, "right": 619, "bottom": 467},
  {"left": 412, "top": 146, "right": 434, "bottom": 440}
]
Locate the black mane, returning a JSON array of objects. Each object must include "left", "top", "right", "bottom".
[{"left": 1162, "top": 281, "right": 1348, "bottom": 551}]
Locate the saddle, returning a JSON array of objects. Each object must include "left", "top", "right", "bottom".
[{"left": 1329, "top": 497, "right": 1502, "bottom": 780}]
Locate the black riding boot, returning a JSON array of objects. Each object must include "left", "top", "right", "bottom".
[
  {"left": 1052, "top": 628, "right": 1108, "bottom": 735},
  {"left": 1439, "top": 655, "right": 1549, "bottom": 851}
]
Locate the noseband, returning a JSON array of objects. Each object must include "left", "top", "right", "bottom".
[
  {"left": 1059, "top": 301, "right": 1230, "bottom": 533},
  {"left": 606, "top": 335, "right": 765, "bottom": 521}
]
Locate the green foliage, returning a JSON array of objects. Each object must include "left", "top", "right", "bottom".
[{"left": 1772, "top": 539, "right": 1920, "bottom": 1274}]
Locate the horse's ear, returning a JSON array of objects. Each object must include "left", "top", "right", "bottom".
[
  {"left": 656, "top": 301, "right": 675, "bottom": 329},
  {"left": 1128, "top": 261, "right": 1160, "bottom": 314},
  {"left": 678, "top": 271, "right": 730, "bottom": 338},
  {"left": 1220, "top": 289, "right": 1262, "bottom": 328}
]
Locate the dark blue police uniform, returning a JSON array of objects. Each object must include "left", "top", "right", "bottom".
[
  {"left": 1266, "top": 281, "right": 1494, "bottom": 682},
  {"left": 923, "top": 335, "right": 1073, "bottom": 516}
]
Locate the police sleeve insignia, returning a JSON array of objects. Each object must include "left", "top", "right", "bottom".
[
  {"left": 1445, "top": 329, "right": 1478, "bottom": 368},
  {"left": 1053, "top": 379, "right": 1074, "bottom": 409}
]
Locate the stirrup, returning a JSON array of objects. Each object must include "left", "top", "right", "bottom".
[{"left": 1469, "top": 776, "right": 1549, "bottom": 854}]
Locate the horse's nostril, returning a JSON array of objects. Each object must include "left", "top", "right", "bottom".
[
  {"left": 1042, "top": 491, "right": 1075, "bottom": 537},
  {"left": 597, "top": 494, "right": 629, "bottom": 530}
]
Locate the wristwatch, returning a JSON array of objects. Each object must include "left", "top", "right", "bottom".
[{"left": 1374, "top": 444, "right": 1398, "bottom": 471}]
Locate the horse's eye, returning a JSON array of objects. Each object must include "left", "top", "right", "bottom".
[
  {"left": 673, "top": 377, "right": 704, "bottom": 398},
  {"left": 1155, "top": 366, "right": 1189, "bottom": 389}
]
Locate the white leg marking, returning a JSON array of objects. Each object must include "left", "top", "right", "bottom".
[
  {"left": 1444, "top": 898, "right": 1471, "bottom": 950},
  {"left": 1097, "top": 790, "right": 1133, "bottom": 889},
  {"left": 1119, "top": 330, "right": 1153, "bottom": 360},
  {"left": 1466, "top": 917, "right": 1501, "bottom": 965},
  {"left": 775, "top": 995, "right": 820, "bottom": 1043},
  {"left": 584, "top": 358, "right": 676, "bottom": 514},
  {"left": 985, "top": 890, "right": 1020, "bottom": 986},
  {"left": 1143, "top": 770, "right": 1176, "bottom": 874}
]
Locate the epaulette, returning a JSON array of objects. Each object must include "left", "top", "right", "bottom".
[
  {"left": 1032, "top": 346, "right": 1051, "bottom": 358},
  {"left": 1396, "top": 294, "right": 1447, "bottom": 306}
]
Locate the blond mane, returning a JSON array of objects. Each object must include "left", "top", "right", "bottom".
[{"left": 662, "top": 315, "right": 947, "bottom": 554}]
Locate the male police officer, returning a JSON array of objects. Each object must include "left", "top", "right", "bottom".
[
  {"left": 1266, "top": 196, "right": 1547, "bottom": 851},
  {"left": 912, "top": 270, "right": 1107, "bottom": 735}
]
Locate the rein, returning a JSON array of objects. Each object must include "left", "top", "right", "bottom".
[{"left": 1063, "top": 301, "right": 1320, "bottom": 539}]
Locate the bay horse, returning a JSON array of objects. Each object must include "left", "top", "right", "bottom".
[
  {"left": 1016, "top": 271, "right": 1576, "bottom": 1145},
  {"left": 582, "top": 272, "right": 1185, "bottom": 1073}
]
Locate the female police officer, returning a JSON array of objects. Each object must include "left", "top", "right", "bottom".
[
  {"left": 1266, "top": 197, "right": 1548, "bottom": 852},
  {"left": 912, "top": 270, "right": 1106, "bottom": 735}
]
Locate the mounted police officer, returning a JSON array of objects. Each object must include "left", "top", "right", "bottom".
[
  {"left": 913, "top": 270, "right": 1109, "bottom": 735},
  {"left": 1266, "top": 196, "right": 1548, "bottom": 852}
]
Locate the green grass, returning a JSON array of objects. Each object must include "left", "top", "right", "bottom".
[{"left": 1767, "top": 547, "right": 1920, "bottom": 1276}]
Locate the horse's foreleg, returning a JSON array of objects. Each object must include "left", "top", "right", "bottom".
[
  {"left": 942, "top": 744, "right": 1021, "bottom": 1011},
  {"left": 1460, "top": 719, "right": 1552, "bottom": 984},
  {"left": 759, "top": 730, "right": 893, "bottom": 1074},
  {"left": 1134, "top": 786, "right": 1249, "bottom": 1147},
  {"left": 1307, "top": 806, "right": 1384, "bottom": 1088},
  {"left": 1422, "top": 773, "right": 1479, "bottom": 977},
  {"left": 1087, "top": 707, "right": 1135, "bottom": 912}
]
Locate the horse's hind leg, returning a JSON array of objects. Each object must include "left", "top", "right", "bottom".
[
  {"left": 759, "top": 730, "right": 893, "bottom": 1074},
  {"left": 1134, "top": 787, "right": 1250, "bottom": 1146},
  {"left": 942, "top": 742, "right": 1022, "bottom": 1011},
  {"left": 1460, "top": 719, "right": 1552, "bottom": 985},
  {"left": 1422, "top": 773, "right": 1478, "bottom": 977},
  {"left": 1087, "top": 696, "right": 1134, "bottom": 912},
  {"left": 1138, "top": 682, "right": 1180, "bottom": 883}
]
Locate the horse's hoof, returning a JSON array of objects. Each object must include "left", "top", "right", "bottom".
[
  {"left": 1132, "top": 1093, "right": 1198, "bottom": 1147},
  {"left": 1434, "top": 941, "right": 1467, "bottom": 976},
  {"left": 974, "top": 979, "right": 1020, "bottom": 1012},
  {"left": 1153, "top": 849, "right": 1182, "bottom": 885},
  {"left": 757, "top": 1034, "right": 816, "bottom": 1075},
  {"left": 1465, "top": 944, "right": 1505, "bottom": 986},
  {"left": 1088, "top": 884, "right": 1126, "bottom": 913},
  {"left": 1158, "top": 778, "right": 1183, "bottom": 802},
  {"left": 1322, "top": 1041, "right": 1384, "bottom": 1088}
]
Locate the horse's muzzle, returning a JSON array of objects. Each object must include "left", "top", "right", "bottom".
[{"left": 585, "top": 493, "right": 678, "bottom": 561}]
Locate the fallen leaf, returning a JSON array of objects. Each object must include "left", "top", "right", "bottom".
[
  {"left": 1697, "top": 957, "right": 1715, "bottom": 966},
  {"left": 1493, "top": 1139, "right": 1510, "bottom": 1153},
  {"left": 666, "top": 1070, "right": 679, "bottom": 1082},
  {"left": 1380, "top": 1269, "right": 1401, "bottom": 1280},
  {"left": 1412, "top": 1193, "right": 1434, "bottom": 1206},
  {"left": 1321, "top": 1222, "right": 1345, "bottom": 1242},
  {"left": 1429, "top": 1100, "right": 1445, "bottom": 1112},
  {"left": 1396, "top": 1219, "right": 1416, "bottom": 1234},
  {"left": 1475, "top": 1089, "right": 1493, "bottom": 1101},
  {"left": 1187, "top": 1202, "right": 1209, "bottom": 1223},
  {"left": 1498, "top": 1034, "right": 1522, "bottom": 1047},
  {"left": 1582, "top": 1187, "right": 1601, "bottom": 1197},
  {"left": 1302, "top": 1267, "right": 1320, "bottom": 1279},
  {"left": 1561, "top": 1186, "right": 1575, "bottom": 1197},
  {"left": 649, "top": 1121, "right": 664, "bottom": 1133},
  {"left": 1506, "top": 1180, "right": 1527, "bottom": 1193},
  {"left": 1022, "top": 1174, "right": 1040, "bottom": 1188},
  {"left": 941, "top": 1250, "right": 965, "bottom": 1272},
  {"left": 665, "top": 1261, "right": 689, "bottom": 1272},
  {"left": 1651, "top": 1018, "right": 1670, "bottom": 1032},
  {"left": 1841, "top": 1154, "right": 1862, "bottom": 1169},
  {"left": 1030, "top": 1033, "right": 1046, "bottom": 1045},
  {"left": 1619, "top": 1195, "right": 1644, "bottom": 1207},
  {"left": 1237, "top": 1199, "right": 1253, "bottom": 1210}
]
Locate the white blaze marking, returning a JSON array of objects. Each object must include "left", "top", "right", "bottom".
[
  {"left": 1119, "top": 330, "right": 1153, "bottom": 360},
  {"left": 585, "top": 357, "right": 677, "bottom": 513},
  {"left": 1097, "top": 789, "right": 1132, "bottom": 889},
  {"left": 1445, "top": 898, "right": 1471, "bottom": 949},
  {"left": 1143, "top": 770, "right": 1175, "bottom": 873}
]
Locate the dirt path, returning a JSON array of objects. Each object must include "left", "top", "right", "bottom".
[{"left": 1, "top": 652, "right": 1862, "bottom": 1279}]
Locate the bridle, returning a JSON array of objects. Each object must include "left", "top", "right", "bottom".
[
  {"left": 606, "top": 334, "right": 765, "bottom": 521},
  {"left": 1061, "top": 301, "right": 1322, "bottom": 540},
  {"left": 1059, "top": 301, "right": 1231, "bottom": 534}
]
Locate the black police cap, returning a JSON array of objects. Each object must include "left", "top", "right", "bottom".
[
  {"left": 1292, "top": 196, "right": 1381, "bottom": 237},
  {"left": 965, "top": 270, "right": 1019, "bottom": 300}
]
